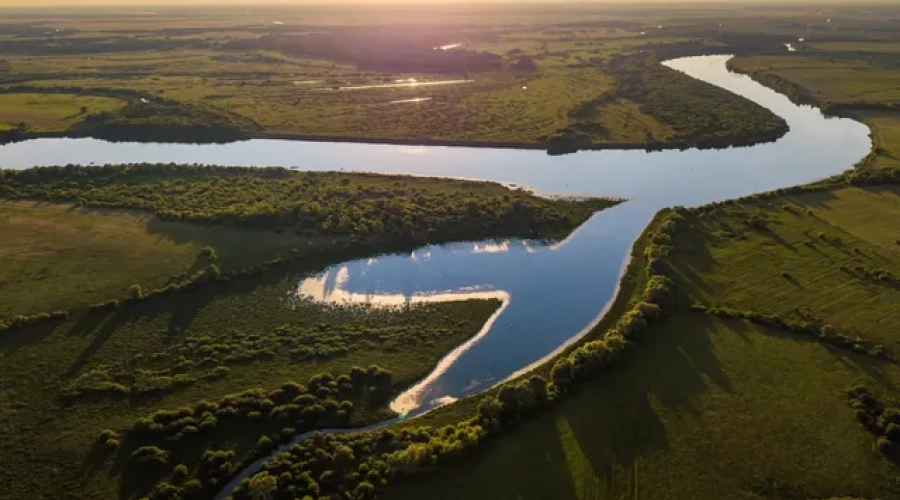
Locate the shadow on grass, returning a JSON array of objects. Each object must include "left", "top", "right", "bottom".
[
  {"left": 0, "top": 321, "right": 60, "bottom": 355},
  {"left": 386, "top": 312, "right": 734, "bottom": 500}
]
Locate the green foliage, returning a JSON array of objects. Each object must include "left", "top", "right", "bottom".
[
  {"left": 604, "top": 54, "right": 788, "bottom": 146},
  {"left": 131, "top": 446, "right": 169, "bottom": 466},
  {"left": 0, "top": 165, "right": 615, "bottom": 243},
  {"left": 122, "top": 367, "right": 394, "bottom": 499},
  {"left": 72, "top": 99, "right": 259, "bottom": 143}
]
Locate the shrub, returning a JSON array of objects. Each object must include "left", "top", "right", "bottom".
[
  {"left": 856, "top": 409, "right": 876, "bottom": 428},
  {"left": 875, "top": 436, "right": 894, "bottom": 455},
  {"left": 96, "top": 429, "right": 120, "bottom": 450},
  {"left": 131, "top": 446, "right": 169, "bottom": 466},
  {"left": 885, "top": 423, "right": 900, "bottom": 443},
  {"left": 199, "top": 246, "right": 218, "bottom": 261},
  {"left": 353, "top": 481, "right": 376, "bottom": 499},
  {"left": 172, "top": 464, "right": 190, "bottom": 480}
]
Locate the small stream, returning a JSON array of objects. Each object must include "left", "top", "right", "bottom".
[{"left": 0, "top": 55, "right": 873, "bottom": 497}]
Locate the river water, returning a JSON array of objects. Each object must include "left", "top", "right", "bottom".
[{"left": 0, "top": 54, "right": 873, "bottom": 495}]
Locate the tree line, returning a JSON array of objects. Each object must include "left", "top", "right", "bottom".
[{"left": 0, "top": 164, "right": 616, "bottom": 244}]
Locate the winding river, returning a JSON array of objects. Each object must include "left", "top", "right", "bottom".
[{"left": 0, "top": 55, "right": 873, "bottom": 496}]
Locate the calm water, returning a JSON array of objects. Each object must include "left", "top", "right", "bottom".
[{"left": 0, "top": 56, "right": 873, "bottom": 485}]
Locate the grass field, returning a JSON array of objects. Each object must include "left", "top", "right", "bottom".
[
  {"left": 810, "top": 41, "right": 900, "bottom": 54},
  {"left": 0, "top": 200, "right": 316, "bottom": 316},
  {"left": 0, "top": 93, "right": 124, "bottom": 132},
  {"left": 386, "top": 314, "right": 900, "bottom": 500},
  {"left": 380, "top": 181, "right": 900, "bottom": 500},
  {"left": 670, "top": 185, "right": 900, "bottom": 346},
  {"left": 729, "top": 55, "right": 900, "bottom": 107}
]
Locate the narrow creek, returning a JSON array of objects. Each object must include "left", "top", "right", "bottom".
[{"left": 0, "top": 55, "right": 873, "bottom": 497}]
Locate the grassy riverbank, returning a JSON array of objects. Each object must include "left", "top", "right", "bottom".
[
  {"left": 728, "top": 52, "right": 900, "bottom": 172},
  {"left": 0, "top": 165, "right": 619, "bottom": 500},
  {"left": 378, "top": 174, "right": 900, "bottom": 500}
]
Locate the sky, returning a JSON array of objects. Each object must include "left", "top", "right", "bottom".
[{"left": 0, "top": 0, "right": 816, "bottom": 5}]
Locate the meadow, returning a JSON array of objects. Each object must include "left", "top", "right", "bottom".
[{"left": 0, "top": 93, "right": 124, "bottom": 132}]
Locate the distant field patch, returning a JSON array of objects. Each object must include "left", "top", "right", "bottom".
[
  {"left": 812, "top": 41, "right": 900, "bottom": 54},
  {"left": 0, "top": 93, "right": 125, "bottom": 132}
]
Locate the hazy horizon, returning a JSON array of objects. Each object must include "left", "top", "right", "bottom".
[{"left": 0, "top": 0, "right": 883, "bottom": 6}]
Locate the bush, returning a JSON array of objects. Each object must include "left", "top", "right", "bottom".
[
  {"left": 199, "top": 246, "right": 218, "bottom": 261},
  {"left": 885, "top": 423, "right": 900, "bottom": 443},
  {"left": 129, "top": 284, "right": 143, "bottom": 300},
  {"left": 131, "top": 446, "right": 169, "bottom": 466},
  {"left": 875, "top": 436, "right": 894, "bottom": 455},
  {"left": 856, "top": 409, "right": 876, "bottom": 428}
]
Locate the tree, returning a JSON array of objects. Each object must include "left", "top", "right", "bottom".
[
  {"left": 334, "top": 444, "right": 355, "bottom": 469},
  {"left": 353, "top": 481, "right": 376, "bottom": 499},
  {"left": 551, "top": 358, "right": 573, "bottom": 389},
  {"left": 246, "top": 471, "right": 278, "bottom": 500},
  {"left": 205, "top": 264, "right": 221, "bottom": 281}
]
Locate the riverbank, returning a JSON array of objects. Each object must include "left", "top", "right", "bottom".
[
  {"left": 0, "top": 123, "right": 791, "bottom": 155},
  {"left": 726, "top": 54, "right": 900, "bottom": 172},
  {"left": 380, "top": 166, "right": 900, "bottom": 500}
]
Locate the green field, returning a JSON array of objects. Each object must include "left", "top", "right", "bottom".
[
  {"left": 0, "top": 93, "right": 124, "bottom": 132},
  {"left": 729, "top": 55, "right": 900, "bottom": 107},
  {"left": 0, "top": 200, "right": 313, "bottom": 315},
  {"left": 385, "top": 315, "right": 900, "bottom": 500}
]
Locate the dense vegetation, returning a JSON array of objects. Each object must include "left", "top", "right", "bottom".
[
  {"left": 548, "top": 54, "right": 788, "bottom": 153},
  {"left": 71, "top": 100, "right": 261, "bottom": 143},
  {"left": 0, "top": 165, "right": 615, "bottom": 245}
]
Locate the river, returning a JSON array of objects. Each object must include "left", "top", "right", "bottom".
[{"left": 0, "top": 55, "right": 873, "bottom": 497}]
